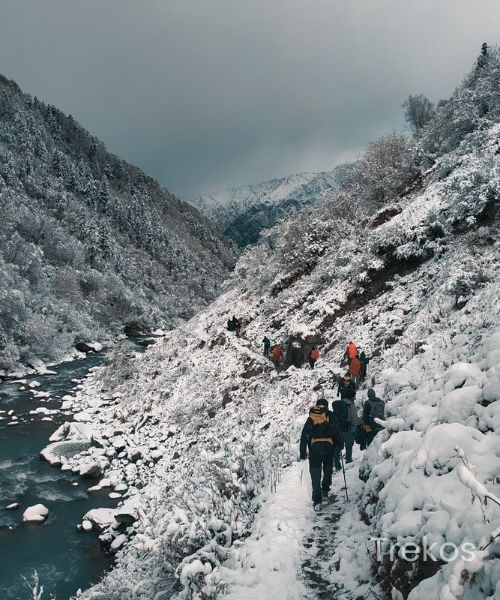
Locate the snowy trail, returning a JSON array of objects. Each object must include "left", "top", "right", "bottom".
[
  {"left": 300, "top": 449, "right": 372, "bottom": 600},
  {"left": 219, "top": 462, "right": 314, "bottom": 599},
  {"left": 219, "top": 444, "right": 372, "bottom": 600}
]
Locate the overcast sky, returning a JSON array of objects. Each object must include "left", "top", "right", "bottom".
[{"left": 1, "top": 1, "right": 499, "bottom": 198}]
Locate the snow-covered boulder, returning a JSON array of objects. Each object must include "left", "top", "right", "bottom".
[
  {"left": 81, "top": 520, "right": 93, "bottom": 532},
  {"left": 41, "top": 439, "right": 92, "bottom": 466},
  {"left": 82, "top": 508, "right": 118, "bottom": 532},
  {"left": 23, "top": 504, "right": 49, "bottom": 523},
  {"left": 110, "top": 534, "right": 127, "bottom": 551},
  {"left": 29, "top": 407, "right": 58, "bottom": 415},
  {"left": 75, "top": 341, "right": 103, "bottom": 353},
  {"left": 80, "top": 462, "right": 102, "bottom": 478}
]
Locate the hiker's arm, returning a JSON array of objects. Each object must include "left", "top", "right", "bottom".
[
  {"left": 299, "top": 420, "right": 311, "bottom": 459},
  {"left": 362, "top": 401, "right": 370, "bottom": 425}
]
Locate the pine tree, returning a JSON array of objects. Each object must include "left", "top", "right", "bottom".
[{"left": 477, "top": 42, "right": 489, "bottom": 70}]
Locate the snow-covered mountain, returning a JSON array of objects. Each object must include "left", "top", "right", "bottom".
[
  {"left": 0, "top": 74, "right": 235, "bottom": 372},
  {"left": 191, "top": 170, "right": 340, "bottom": 246},
  {"left": 36, "top": 47, "right": 500, "bottom": 599}
]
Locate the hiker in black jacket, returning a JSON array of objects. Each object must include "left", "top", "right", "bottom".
[
  {"left": 337, "top": 373, "right": 356, "bottom": 399},
  {"left": 263, "top": 336, "right": 271, "bottom": 356},
  {"left": 331, "top": 395, "right": 361, "bottom": 469},
  {"left": 362, "top": 389, "right": 385, "bottom": 446},
  {"left": 359, "top": 351, "right": 369, "bottom": 381},
  {"left": 300, "top": 398, "right": 344, "bottom": 508}
]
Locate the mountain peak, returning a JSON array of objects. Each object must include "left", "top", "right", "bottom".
[{"left": 191, "top": 168, "right": 340, "bottom": 246}]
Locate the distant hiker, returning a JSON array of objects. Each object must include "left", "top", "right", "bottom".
[
  {"left": 290, "top": 343, "right": 303, "bottom": 368},
  {"left": 348, "top": 355, "right": 362, "bottom": 388},
  {"left": 337, "top": 373, "right": 356, "bottom": 400},
  {"left": 263, "top": 336, "right": 271, "bottom": 356},
  {"left": 272, "top": 344, "right": 282, "bottom": 366},
  {"left": 359, "top": 351, "right": 369, "bottom": 381},
  {"left": 300, "top": 398, "right": 344, "bottom": 509},
  {"left": 308, "top": 347, "right": 320, "bottom": 369},
  {"left": 362, "top": 389, "right": 385, "bottom": 446},
  {"left": 345, "top": 341, "right": 358, "bottom": 364},
  {"left": 227, "top": 318, "right": 235, "bottom": 332},
  {"left": 233, "top": 316, "right": 241, "bottom": 336},
  {"left": 332, "top": 395, "right": 361, "bottom": 468}
]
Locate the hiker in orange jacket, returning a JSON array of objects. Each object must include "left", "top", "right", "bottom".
[
  {"left": 349, "top": 355, "right": 361, "bottom": 388},
  {"left": 345, "top": 341, "right": 358, "bottom": 364}
]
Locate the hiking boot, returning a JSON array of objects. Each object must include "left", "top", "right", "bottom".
[{"left": 313, "top": 502, "right": 322, "bottom": 512}]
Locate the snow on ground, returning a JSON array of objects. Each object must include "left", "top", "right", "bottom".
[
  {"left": 46, "top": 121, "right": 500, "bottom": 600},
  {"left": 219, "top": 461, "right": 312, "bottom": 600}
]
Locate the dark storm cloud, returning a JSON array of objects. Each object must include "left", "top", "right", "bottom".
[{"left": 1, "top": 0, "right": 499, "bottom": 197}]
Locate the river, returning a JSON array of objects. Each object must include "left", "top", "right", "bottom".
[{"left": 0, "top": 342, "right": 145, "bottom": 599}]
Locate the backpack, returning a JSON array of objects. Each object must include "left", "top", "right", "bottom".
[
  {"left": 332, "top": 401, "right": 350, "bottom": 432},
  {"left": 309, "top": 407, "right": 333, "bottom": 443},
  {"left": 311, "top": 349, "right": 320, "bottom": 360},
  {"left": 368, "top": 399, "right": 385, "bottom": 430},
  {"left": 353, "top": 424, "right": 365, "bottom": 446}
]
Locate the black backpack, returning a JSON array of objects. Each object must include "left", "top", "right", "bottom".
[
  {"left": 339, "top": 378, "right": 355, "bottom": 399},
  {"left": 368, "top": 399, "right": 385, "bottom": 430},
  {"left": 332, "top": 401, "right": 350, "bottom": 432}
]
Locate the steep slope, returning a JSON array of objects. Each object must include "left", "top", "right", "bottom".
[
  {"left": 192, "top": 170, "right": 339, "bottom": 246},
  {"left": 0, "top": 75, "right": 235, "bottom": 372},
  {"left": 43, "top": 49, "right": 500, "bottom": 599}
]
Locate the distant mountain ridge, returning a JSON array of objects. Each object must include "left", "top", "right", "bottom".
[
  {"left": 0, "top": 74, "right": 235, "bottom": 370},
  {"left": 191, "top": 169, "right": 340, "bottom": 246}
]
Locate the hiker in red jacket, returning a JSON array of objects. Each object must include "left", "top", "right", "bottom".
[
  {"left": 349, "top": 355, "right": 362, "bottom": 388},
  {"left": 308, "top": 347, "right": 320, "bottom": 369},
  {"left": 272, "top": 344, "right": 282, "bottom": 366}
]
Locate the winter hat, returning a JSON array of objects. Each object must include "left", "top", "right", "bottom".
[
  {"left": 316, "top": 398, "right": 328, "bottom": 408},
  {"left": 367, "top": 388, "right": 376, "bottom": 398}
]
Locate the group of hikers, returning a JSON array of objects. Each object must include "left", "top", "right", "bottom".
[
  {"left": 227, "top": 315, "right": 245, "bottom": 335},
  {"left": 262, "top": 336, "right": 321, "bottom": 370},
  {"left": 226, "top": 319, "right": 383, "bottom": 510},
  {"left": 299, "top": 341, "right": 385, "bottom": 510}
]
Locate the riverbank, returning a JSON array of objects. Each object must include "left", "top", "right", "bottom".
[{"left": 0, "top": 338, "right": 148, "bottom": 599}]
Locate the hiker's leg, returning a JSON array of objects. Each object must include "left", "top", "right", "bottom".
[
  {"left": 321, "top": 445, "right": 334, "bottom": 493},
  {"left": 344, "top": 431, "right": 354, "bottom": 462},
  {"left": 333, "top": 445, "right": 341, "bottom": 470},
  {"left": 309, "top": 445, "right": 323, "bottom": 504}
]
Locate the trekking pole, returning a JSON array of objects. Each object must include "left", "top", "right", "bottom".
[{"left": 340, "top": 452, "right": 349, "bottom": 502}]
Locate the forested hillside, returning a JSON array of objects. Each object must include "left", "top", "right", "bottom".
[
  {"left": 0, "top": 75, "right": 235, "bottom": 372},
  {"left": 65, "top": 46, "right": 499, "bottom": 600}
]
